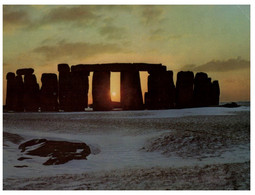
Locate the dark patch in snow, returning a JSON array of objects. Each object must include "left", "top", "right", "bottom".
[
  {"left": 14, "top": 165, "right": 28, "bottom": 168},
  {"left": 18, "top": 157, "right": 32, "bottom": 161},
  {"left": 3, "top": 132, "right": 24, "bottom": 145},
  {"left": 18, "top": 139, "right": 91, "bottom": 165}
]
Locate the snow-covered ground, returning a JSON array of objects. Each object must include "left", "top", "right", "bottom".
[{"left": 3, "top": 106, "right": 250, "bottom": 190}]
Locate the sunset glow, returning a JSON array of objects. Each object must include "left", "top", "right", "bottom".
[
  {"left": 3, "top": 5, "right": 250, "bottom": 104},
  {"left": 112, "top": 92, "right": 116, "bottom": 97}
]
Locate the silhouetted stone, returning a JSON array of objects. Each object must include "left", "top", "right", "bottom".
[
  {"left": 207, "top": 78, "right": 213, "bottom": 105},
  {"left": 58, "top": 64, "right": 73, "bottom": 111},
  {"left": 146, "top": 70, "right": 175, "bottom": 109},
  {"left": 70, "top": 71, "right": 90, "bottom": 111},
  {"left": 121, "top": 71, "right": 143, "bottom": 110},
  {"left": 92, "top": 71, "right": 112, "bottom": 111},
  {"left": 18, "top": 139, "right": 91, "bottom": 165},
  {"left": 112, "top": 101, "right": 121, "bottom": 108},
  {"left": 6, "top": 63, "right": 221, "bottom": 112},
  {"left": 16, "top": 68, "right": 34, "bottom": 76},
  {"left": 6, "top": 72, "right": 16, "bottom": 111},
  {"left": 176, "top": 71, "right": 194, "bottom": 108},
  {"left": 6, "top": 72, "right": 15, "bottom": 80},
  {"left": 40, "top": 73, "right": 58, "bottom": 111},
  {"left": 14, "top": 75, "right": 24, "bottom": 112},
  {"left": 211, "top": 80, "right": 220, "bottom": 106},
  {"left": 193, "top": 72, "right": 211, "bottom": 107},
  {"left": 23, "top": 74, "right": 40, "bottom": 112},
  {"left": 58, "top": 63, "right": 70, "bottom": 72},
  {"left": 71, "top": 63, "right": 165, "bottom": 72}
]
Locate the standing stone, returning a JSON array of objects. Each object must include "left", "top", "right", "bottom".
[
  {"left": 176, "top": 71, "right": 194, "bottom": 108},
  {"left": 71, "top": 71, "right": 89, "bottom": 111},
  {"left": 40, "top": 73, "right": 58, "bottom": 111},
  {"left": 58, "top": 64, "right": 73, "bottom": 111},
  {"left": 92, "top": 71, "right": 112, "bottom": 111},
  {"left": 14, "top": 75, "right": 24, "bottom": 112},
  {"left": 6, "top": 72, "right": 16, "bottom": 111},
  {"left": 23, "top": 74, "right": 40, "bottom": 112},
  {"left": 193, "top": 72, "right": 211, "bottom": 107},
  {"left": 146, "top": 70, "right": 175, "bottom": 109},
  {"left": 121, "top": 71, "right": 143, "bottom": 110},
  {"left": 211, "top": 80, "right": 220, "bottom": 105},
  {"left": 207, "top": 78, "right": 213, "bottom": 106}
]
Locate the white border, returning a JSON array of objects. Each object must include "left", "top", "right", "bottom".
[{"left": 1, "top": 1, "right": 253, "bottom": 193}]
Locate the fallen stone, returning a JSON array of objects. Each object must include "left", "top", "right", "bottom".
[
  {"left": 221, "top": 102, "right": 240, "bottom": 108},
  {"left": 18, "top": 139, "right": 91, "bottom": 165}
]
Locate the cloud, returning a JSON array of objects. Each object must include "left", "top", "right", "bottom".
[
  {"left": 99, "top": 25, "right": 126, "bottom": 40},
  {"left": 33, "top": 40, "right": 125, "bottom": 61},
  {"left": 180, "top": 64, "right": 197, "bottom": 71},
  {"left": 40, "top": 6, "right": 99, "bottom": 26},
  {"left": 21, "top": 6, "right": 101, "bottom": 30},
  {"left": 149, "top": 28, "right": 183, "bottom": 41},
  {"left": 149, "top": 28, "right": 165, "bottom": 41},
  {"left": 94, "top": 5, "right": 134, "bottom": 12},
  {"left": 168, "top": 34, "right": 183, "bottom": 40},
  {"left": 3, "top": 7, "right": 31, "bottom": 33},
  {"left": 181, "top": 57, "right": 250, "bottom": 72},
  {"left": 4, "top": 5, "right": 102, "bottom": 32},
  {"left": 140, "top": 6, "right": 164, "bottom": 25}
]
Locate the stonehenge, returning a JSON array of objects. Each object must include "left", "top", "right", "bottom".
[
  {"left": 40, "top": 73, "right": 58, "bottom": 111},
  {"left": 211, "top": 81, "right": 220, "bottom": 105},
  {"left": 5, "top": 63, "right": 220, "bottom": 112},
  {"left": 176, "top": 71, "right": 194, "bottom": 108},
  {"left": 92, "top": 71, "right": 112, "bottom": 111},
  {"left": 193, "top": 72, "right": 211, "bottom": 107},
  {"left": 58, "top": 64, "right": 72, "bottom": 111},
  {"left": 6, "top": 69, "right": 39, "bottom": 112},
  {"left": 6, "top": 72, "right": 16, "bottom": 111},
  {"left": 16, "top": 68, "right": 34, "bottom": 76},
  {"left": 145, "top": 70, "right": 175, "bottom": 109},
  {"left": 121, "top": 71, "right": 143, "bottom": 110},
  {"left": 14, "top": 75, "right": 24, "bottom": 112},
  {"left": 23, "top": 72, "right": 40, "bottom": 112},
  {"left": 71, "top": 70, "right": 89, "bottom": 111}
]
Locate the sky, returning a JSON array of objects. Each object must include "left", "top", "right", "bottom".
[{"left": 2, "top": 5, "right": 250, "bottom": 104}]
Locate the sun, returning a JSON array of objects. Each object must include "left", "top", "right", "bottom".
[{"left": 112, "top": 92, "right": 116, "bottom": 97}]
